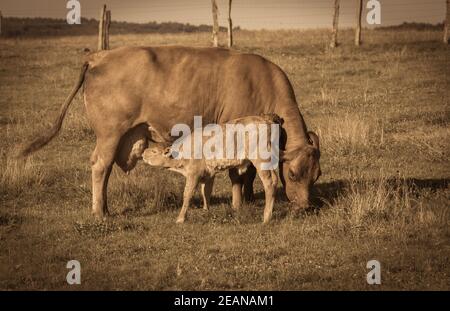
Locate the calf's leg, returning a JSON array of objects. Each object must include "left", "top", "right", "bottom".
[
  {"left": 201, "top": 177, "right": 214, "bottom": 210},
  {"left": 256, "top": 168, "right": 278, "bottom": 224},
  {"left": 177, "top": 175, "right": 200, "bottom": 224}
]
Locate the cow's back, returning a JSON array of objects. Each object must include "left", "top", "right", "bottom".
[{"left": 83, "top": 46, "right": 293, "bottom": 141}]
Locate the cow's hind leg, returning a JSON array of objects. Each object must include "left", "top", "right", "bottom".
[{"left": 90, "top": 137, "right": 120, "bottom": 219}]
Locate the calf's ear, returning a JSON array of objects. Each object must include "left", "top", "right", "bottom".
[{"left": 163, "top": 147, "right": 176, "bottom": 159}]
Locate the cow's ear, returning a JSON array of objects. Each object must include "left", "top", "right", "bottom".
[
  {"left": 307, "top": 131, "right": 320, "bottom": 151},
  {"left": 146, "top": 147, "right": 158, "bottom": 155}
]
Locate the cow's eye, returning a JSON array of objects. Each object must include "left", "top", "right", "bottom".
[{"left": 288, "top": 170, "right": 296, "bottom": 181}]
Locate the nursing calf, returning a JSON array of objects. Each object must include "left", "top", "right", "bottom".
[{"left": 142, "top": 115, "right": 280, "bottom": 224}]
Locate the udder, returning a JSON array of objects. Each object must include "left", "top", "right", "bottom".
[{"left": 115, "top": 124, "right": 150, "bottom": 172}]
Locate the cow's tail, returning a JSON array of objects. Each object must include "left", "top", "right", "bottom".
[{"left": 17, "top": 62, "right": 89, "bottom": 157}]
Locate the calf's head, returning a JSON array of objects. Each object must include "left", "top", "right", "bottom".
[
  {"left": 142, "top": 145, "right": 174, "bottom": 167},
  {"left": 280, "top": 131, "right": 321, "bottom": 210}
]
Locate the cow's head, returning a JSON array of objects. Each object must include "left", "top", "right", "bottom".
[
  {"left": 142, "top": 145, "right": 174, "bottom": 167},
  {"left": 280, "top": 131, "right": 321, "bottom": 211}
]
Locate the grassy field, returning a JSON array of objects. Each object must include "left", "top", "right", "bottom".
[{"left": 0, "top": 28, "right": 449, "bottom": 290}]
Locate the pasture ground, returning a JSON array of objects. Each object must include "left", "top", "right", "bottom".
[{"left": 0, "top": 28, "right": 449, "bottom": 290}]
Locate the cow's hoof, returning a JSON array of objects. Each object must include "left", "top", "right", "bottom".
[
  {"left": 92, "top": 211, "right": 103, "bottom": 218},
  {"left": 175, "top": 218, "right": 185, "bottom": 224},
  {"left": 231, "top": 204, "right": 241, "bottom": 211},
  {"left": 92, "top": 210, "right": 109, "bottom": 221}
]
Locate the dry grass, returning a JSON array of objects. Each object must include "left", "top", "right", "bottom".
[
  {"left": 0, "top": 156, "right": 46, "bottom": 196},
  {"left": 0, "top": 28, "right": 449, "bottom": 290},
  {"left": 316, "top": 112, "right": 383, "bottom": 155}
]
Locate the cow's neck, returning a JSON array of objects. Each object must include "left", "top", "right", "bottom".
[{"left": 275, "top": 101, "right": 309, "bottom": 151}]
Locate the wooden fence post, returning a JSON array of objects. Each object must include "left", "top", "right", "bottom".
[
  {"left": 211, "top": 0, "right": 219, "bottom": 47},
  {"left": 444, "top": 0, "right": 449, "bottom": 44},
  {"left": 98, "top": 5, "right": 106, "bottom": 50},
  {"left": 330, "top": 0, "right": 340, "bottom": 48},
  {"left": 227, "top": 0, "right": 233, "bottom": 48},
  {"left": 104, "top": 10, "right": 111, "bottom": 50},
  {"left": 355, "top": 0, "right": 363, "bottom": 46}
]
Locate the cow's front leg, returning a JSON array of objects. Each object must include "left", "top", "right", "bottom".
[
  {"left": 228, "top": 168, "right": 243, "bottom": 210},
  {"left": 90, "top": 138, "right": 119, "bottom": 219},
  {"left": 176, "top": 175, "right": 199, "bottom": 224}
]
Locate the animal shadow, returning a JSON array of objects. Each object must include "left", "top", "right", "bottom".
[
  {"left": 311, "top": 177, "right": 449, "bottom": 211},
  {"left": 252, "top": 177, "right": 449, "bottom": 216}
]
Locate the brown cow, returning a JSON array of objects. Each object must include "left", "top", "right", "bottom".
[{"left": 19, "top": 46, "right": 321, "bottom": 218}]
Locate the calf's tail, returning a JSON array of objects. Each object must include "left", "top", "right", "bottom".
[{"left": 17, "top": 62, "right": 89, "bottom": 157}]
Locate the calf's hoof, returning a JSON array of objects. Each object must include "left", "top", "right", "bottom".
[
  {"left": 92, "top": 209, "right": 109, "bottom": 221},
  {"left": 176, "top": 217, "right": 185, "bottom": 224}
]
